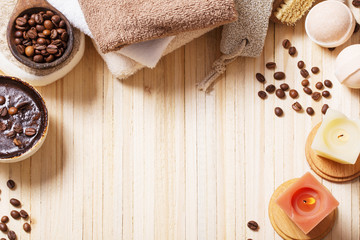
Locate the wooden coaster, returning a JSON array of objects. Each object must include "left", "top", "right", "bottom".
[
  {"left": 269, "top": 179, "right": 337, "bottom": 240},
  {"left": 305, "top": 123, "right": 360, "bottom": 182}
]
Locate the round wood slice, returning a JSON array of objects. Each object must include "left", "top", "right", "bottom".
[
  {"left": 305, "top": 123, "right": 360, "bottom": 182},
  {"left": 269, "top": 179, "right": 337, "bottom": 240}
]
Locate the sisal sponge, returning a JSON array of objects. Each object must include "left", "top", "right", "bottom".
[{"left": 273, "top": 0, "right": 315, "bottom": 25}]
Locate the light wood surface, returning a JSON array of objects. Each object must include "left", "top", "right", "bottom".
[
  {"left": 306, "top": 123, "right": 360, "bottom": 182},
  {"left": 269, "top": 179, "right": 337, "bottom": 240},
  {"left": 0, "top": 18, "right": 359, "bottom": 240}
]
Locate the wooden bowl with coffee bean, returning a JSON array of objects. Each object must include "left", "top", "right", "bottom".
[{"left": 6, "top": 0, "right": 74, "bottom": 69}]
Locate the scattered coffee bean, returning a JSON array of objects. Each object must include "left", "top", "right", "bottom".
[
  {"left": 328, "top": 47, "right": 336, "bottom": 51},
  {"left": 1, "top": 216, "right": 9, "bottom": 223},
  {"left": 322, "top": 90, "right": 331, "bottom": 98},
  {"left": 301, "top": 79, "right": 309, "bottom": 87},
  {"left": 274, "top": 107, "right": 283, "bottom": 117},
  {"left": 19, "top": 210, "right": 28, "bottom": 219},
  {"left": 274, "top": 72, "right": 285, "bottom": 80},
  {"left": 8, "top": 107, "right": 18, "bottom": 115},
  {"left": 315, "top": 82, "right": 323, "bottom": 90},
  {"left": 256, "top": 73, "right": 265, "bottom": 83},
  {"left": 6, "top": 131, "right": 16, "bottom": 138},
  {"left": 354, "top": 23, "right": 360, "bottom": 33},
  {"left": 10, "top": 210, "right": 20, "bottom": 219},
  {"left": 266, "top": 62, "right": 276, "bottom": 69},
  {"left": 23, "top": 223, "right": 31, "bottom": 233},
  {"left": 282, "top": 39, "right": 291, "bottom": 49},
  {"left": 322, "top": 104, "right": 329, "bottom": 114},
  {"left": 280, "top": 83, "right": 289, "bottom": 91},
  {"left": 7, "top": 230, "right": 16, "bottom": 240},
  {"left": 13, "top": 138, "right": 22, "bottom": 147},
  {"left": 292, "top": 102, "right": 302, "bottom": 112},
  {"left": 265, "top": 84, "right": 276, "bottom": 93},
  {"left": 300, "top": 69, "right": 309, "bottom": 78},
  {"left": 324, "top": 80, "right": 333, "bottom": 88},
  {"left": 10, "top": 198, "right": 21, "bottom": 207},
  {"left": 0, "top": 107, "right": 7, "bottom": 117},
  {"left": 258, "top": 91, "right": 267, "bottom": 99},
  {"left": 353, "top": 0, "right": 360, "bottom": 7},
  {"left": 303, "top": 87, "right": 313, "bottom": 95},
  {"left": 0, "top": 123, "right": 5, "bottom": 131},
  {"left": 276, "top": 89, "right": 285, "bottom": 99},
  {"left": 306, "top": 107, "right": 315, "bottom": 116},
  {"left": 25, "top": 128, "right": 37, "bottom": 137},
  {"left": 289, "top": 46, "right": 297, "bottom": 56},
  {"left": 311, "top": 67, "right": 320, "bottom": 74},
  {"left": 0, "top": 223, "right": 7, "bottom": 232},
  {"left": 297, "top": 61, "right": 305, "bottom": 69},
  {"left": 0, "top": 96, "right": 5, "bottom": 105},
  {"left": 247, "top": 221, "right": 259, "bottom": 231},
  {"left": 312, "top": 92, "right": 321, "bottom": 101},
  {"left": 7, "top": 180, "right": 15, "bottom": 189}
]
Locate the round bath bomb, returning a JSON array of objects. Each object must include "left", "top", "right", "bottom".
[
  {"left": 305, "top": 1, "right": 355, "bottom": 48},
  {"left": 335, "top": 44, "right": 360, "bottom": 88}
]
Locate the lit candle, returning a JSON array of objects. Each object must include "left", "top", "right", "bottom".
[
  {"left": 276, "top": 172, "right": 339, "bottom": 234},
  {"left": 312, "top": 109, "right": 360, "bottom": 164}
]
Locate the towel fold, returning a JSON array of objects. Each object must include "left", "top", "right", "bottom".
[{"left": 78, "top": 0, "right": 238, "bottom": 53}]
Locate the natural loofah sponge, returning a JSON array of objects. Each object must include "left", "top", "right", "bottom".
[{"left": 272, "top": 0, "right": 316, "bottom": 25}]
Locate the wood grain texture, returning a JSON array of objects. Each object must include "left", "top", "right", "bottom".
[{"left": 0, "top": 18, "right": 359, "bottom": 240}]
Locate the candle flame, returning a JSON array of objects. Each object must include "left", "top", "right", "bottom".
[{"left": 303, "top": 197, "right": 316, "bottom": 205}]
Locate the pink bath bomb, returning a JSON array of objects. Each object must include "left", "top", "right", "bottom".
[
  {"left": 305, "top": 1, "right": 355, "bottom": 48},
  {"left": 335, "top": 44, "right": 360, "bottom": 89}
]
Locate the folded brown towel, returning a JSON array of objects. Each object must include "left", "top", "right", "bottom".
[{"left": 78, "top": 0, "right": 238, "bottom": 53}]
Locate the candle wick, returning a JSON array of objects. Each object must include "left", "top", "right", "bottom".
[{"left": 338, "top": 134, "right": 344, "bottom": 138}]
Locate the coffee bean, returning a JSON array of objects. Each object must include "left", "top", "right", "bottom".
[
  {"left": 7, "top": 180, "right": 15, "bottom": 189},
  {"left": 59, "top": 20, "right": 66, "bottom": 28},
  {"left": 16, "top": 45, "right": 25, "bottom": 55},
  {"left": 324, "top": 80, "right": 333, "bottom": 88},
  {"left": 13, "top": 138, "right": 22, "bottom": 147},
  {"left": 256, "top": 73, "right": 265, "bottom": 83},
  {"left": 44, "top": 20, "right": 54, "bottom": 30},
  {"left": 51, "top": 15, "right": 61, "bottom": 24},
  {"left": 265, "top": 84, "right": 276, "bottom": 93},
  {"left": 35, "top": 13, "right": 44, "bottom": 24},
  {"left": 315, "top": 82, "right": 323, "bottom": 90},
  {"left": 14, "top": 38, "right": 22, "bottom": 45},
  {"left": 50, "top": 29, "right": 58, "bottom": 39},
  {"left": 306, "top": 107, "right": 315, "bottom": 116},
  {"left": 247, "top": 221, "right": 259, "bottom": 231},
  {"left": 8, "top": 107, "right": 18, "bottom": 115},
  {"left": 0, "top": 107, "right": 8, "bottom": 117},
  {"left": 312, "top": 92, "right": 321, "bottom": 101},
  {"left": 276, "top": 89, "right": 285, "bottom": 98},
  {"left": 10, "top": 210, "right": 20, "bottom": 219},
  {"left": 61, "top": 32, "right": 69, "bottom": 41},
  {"left": 0, "top": 96, "right": 5, "bottom": 105},
  {"left": 292, "top": 102, "right": 302, "bottom": 112},
  {"left": 23, "top": 223, "right": 31, "bottom": 233},
  {"left": 14, "top": 31, "right": 23, "bottom": 38},
  {"left": 322, "top": 90, "right": 330, "bottom": 98},
  {"left": 303, "top": 87, "right": 312, "bottom": 95},
  {"left": 274, "top": 72, "right": 285, "bottom": 80},
  {"left": 274, "top": 107, "right": 283, "bottom": 117},
  {"left": 322, "top": 104, "right": 329, "bottom": 114},
  {"left": 28, "top": 18, "right": 35, "bottom": 26},
  {"left": 15, "top": 17, "right": 27, "bottom": 26},
  {"left": 353, "top": 0, "right": 360, "bottom": 7},
  {"left": 27, "top": 29, "right": 37, "bottom": 39},
  {"left": 0, "top": 123, "right": 5, "bottom": 131},
  {"left": 289, "top": 46, "right": 297, "bottom": 56},
  {"left": 282, "top": 39, "right": 291, "bottom": 49},
  {"left": 300, "top": 69, "right": 309, "bottom": 78},
  {"left": 258, "top": 91, "right": 267, "bottom": 99},
  {"left": 36, "top": 24, "right": 45, "bottom": 32},
  {"left": 311, "top": 67, "right": 320, "bottom": 74},
  {"left": 10, "top": 198, "right": 21, "bottom": 207},
  {"left": 0, "top": 223, "right": 7, "bottom": 232},
  {"left": 25, "top": 128, "right": 37, "bottom": 137},
  {"left": 301, "top": 79, "right": 309, "bottom": 87},
  {"left": 33, "top": 54, "right": 44, "bottom": 63},
  {"left": 297, "top": 61, "right": 305, "bottom": 69},
  {"left": 47, "top": 45, "right": 58, "bottom": 54},
  {"left": 1, "top": 216, "right": 9, "bottom": 223},
  {"left": 266, "top": 62, "right": 276, "bottom": 69},
  {"left": 13, "top": 124, "right": 23, "bottom": 134},
  {"left": 19, "top": 210, "right": 28, "bottom": 219},
  {"left": 7, "top": 230, "right": 16, "bottom": 240},
  {"left": 6, "top": 131, "right": 16, "bottom": 138},
  {"left": 280, "top": 83, "right": 289, "bottom": 91},
  {"left": 25, "top": 46, "right": 34, "bottom": 57},
  {"left": 46, "top": 11, "right": 54, "bottom": 17},
  {"left": 45, "top": 54, "right": 55, "bottom": 63},
  {"left": 57, "top": 28, "right": 66, "bottom": 35},
  {"left": 354, "top": 22, "right": 360, "bottom": 33}
]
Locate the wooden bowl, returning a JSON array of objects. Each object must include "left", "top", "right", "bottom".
[{"left": 6, "top": 0, "right": 74, "bottom": 70}]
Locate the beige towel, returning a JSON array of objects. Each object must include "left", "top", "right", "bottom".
[{"left": 78, "top": 0, "right": 237, "bottom": 53}]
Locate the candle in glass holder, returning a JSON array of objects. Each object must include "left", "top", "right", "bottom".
[
  {"left": 276, "top": 172, "right": 339, "bottom": 234},
  {"left": 312, "top": 109, "right": 360, "bottom": 164}
]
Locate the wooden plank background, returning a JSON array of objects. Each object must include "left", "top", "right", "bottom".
[{"left": 0, "top": 18, "right": 359, "bottom": 240}]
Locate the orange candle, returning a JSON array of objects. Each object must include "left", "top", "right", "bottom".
[{"left": 276, "top": 172, "right": 339, "bottom": 234}]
